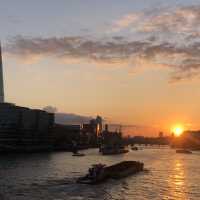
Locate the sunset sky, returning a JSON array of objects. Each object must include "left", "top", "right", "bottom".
[{"left": 1, "top": 0, "right": 200, "bottom": 135}]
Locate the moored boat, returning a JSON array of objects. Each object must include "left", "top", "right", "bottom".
[
  {"left": 72, "top": 153, "right": 85, "bottom": 156},
  {"left": 99, "top": 124, "right": 128, "bottom": 155},
  {"left": 101, "top": 146, "right": 129, "bottom": 155},
  {"left": 131, "top": 146, "right": 138, "bottom": 151},
  {"left": 77, "top": 161, "right": 144, "bottom": 184},
  {"left": 176, "top": 149, "right": 192, "bottom": 154}
]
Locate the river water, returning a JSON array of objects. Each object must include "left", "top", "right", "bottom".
[{"left": 0, "top": 147, "right": 200, "bottom": 200}]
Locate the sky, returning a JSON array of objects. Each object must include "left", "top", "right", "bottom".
[{"left": 1, "top": 0, "right": 200, "bottom": 136}]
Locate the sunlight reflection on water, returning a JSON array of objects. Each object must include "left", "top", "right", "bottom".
[
  {"left": 166, "top": 159, "right": 188, "bottom": 200},
  {"left": 0, "top": 147, "right": 200, "bottom": 200}
]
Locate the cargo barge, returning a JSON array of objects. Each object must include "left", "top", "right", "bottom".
[{"left": 77, "top": 161, "right": 144, "bottom": 184}]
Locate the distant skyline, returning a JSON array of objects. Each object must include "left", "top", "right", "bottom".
[{"left": 1, "top": 0, "right": 200, "bottom": 135}]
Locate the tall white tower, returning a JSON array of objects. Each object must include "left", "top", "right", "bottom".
[{"left": 0, "top": 42, "right": 4, "bottom": 103}]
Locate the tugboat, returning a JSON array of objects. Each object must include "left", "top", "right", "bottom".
[
  {"left": 99, "top": 124, "right": 129, "bottom": 155},
  {"left": 77, "top": 161, "right": 144, "bottom": 184}
]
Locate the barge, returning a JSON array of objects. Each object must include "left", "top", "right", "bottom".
[{"left": 77, "top": 161, "right": 144, "bottom": 184}]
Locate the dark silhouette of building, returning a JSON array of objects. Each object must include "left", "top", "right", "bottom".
[
  {"left": 0, "top": 103, "right": 54, "bottom": 152},
  {"left": 124, "top": 135, "right": 170, "bottom": 146},
  {"left": 52, "top": 124, "right": 81, "bottom": 150},
  {"left": 159, "top": 132, "right": 164, "bottom": 138},
  {"left": 171, "top": 130, "right": 200, "bottom": 150},
  {"left": 81, "top": 116, "right": 103, "bottom": 146}
]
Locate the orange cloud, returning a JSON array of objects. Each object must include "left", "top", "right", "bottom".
[
  {"left": 111, "top": 5, "right": 200, "bottom": 37},
  {"left": 5, "top": 31, "right": 200, "bottom": 83},
  {"left": 112, "top": 13, "right": 142, "bottom": 32}
]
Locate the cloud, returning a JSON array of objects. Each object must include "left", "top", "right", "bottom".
[
  {"left": 5, "top": 5, "right": 200, "bottom": 84},
  {"left": 43, "top": 106, "right": 57, "bottom": 113},
  {"left": 112, "top": 5, "right": 200, "bottom": 37},
  {"left": 42, "top": 105, "right": 93, "bottom": 124},
  {"left": 110, "top": 5, "right": 200, "bottom": 82},
  {"left": 55, "top": 113, "right": 93, "bottom": 125},
  {"left": 141, "top": 6, "right": 200, "bottom": 37},
  {"left": 112, "top": 13, "right": 142, "bottom": 32},
  {"left": 5, "top": 35, "right": 146, "bottom": 66}
]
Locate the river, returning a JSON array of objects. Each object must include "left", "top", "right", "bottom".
[{"left": 0, "top": 146, "right": 200, "bottom": 200}]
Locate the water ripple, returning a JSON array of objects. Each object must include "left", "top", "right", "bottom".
[{"left": 0, "top": 147, "right": 200, "bottom": 199}]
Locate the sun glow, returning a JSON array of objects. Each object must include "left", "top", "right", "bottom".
[{"left": 172, "top": 125, "right": 184, "bottom": 137}]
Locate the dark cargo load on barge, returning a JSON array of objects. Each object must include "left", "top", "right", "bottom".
[{"left": 77, "top": 161, "right": 144, "bottom": 184}]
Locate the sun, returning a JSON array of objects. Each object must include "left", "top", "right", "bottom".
[{"left": 172, "top": 125, "right": 184, "bottom": 137}]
